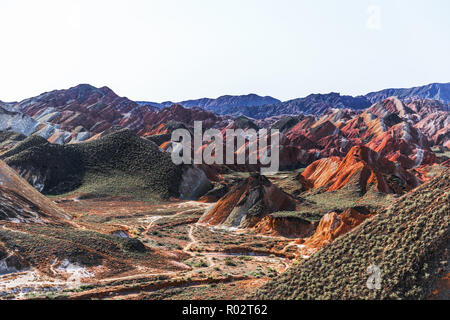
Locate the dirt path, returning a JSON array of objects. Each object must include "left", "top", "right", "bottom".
[
  {"left": 182, "top": 223, "right": 291, "bottom": 272},
  {"left": 1, "top": 200, "right": 297, "bottom": 299},
  {"left": 281, "top": 241, "right": 305, "bottom": 253},
  {"left": 1, "top": 224, "right": 29, "bottom": 234},
  {"left": 183, "top": 225, "right": 198, "bottom": 254},
  {"left": 144, "top": 201, "right": 211, "bottom": 236},
  {"left": 144, "top": 215, "right": 165, "bottom": 234},
  {"left": 98, "top": 271, "right": 178, "bottom": 284}
]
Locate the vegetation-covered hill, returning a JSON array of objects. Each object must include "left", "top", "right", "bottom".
[
  {"left": 1, "top": 129, "right": 182, "bottom": 200},
  {"left": 0, "top": 131, "right": 26, "bottom": 154},
  {"left": 253, "top": 169, "right": 449, "bottom": 300}
]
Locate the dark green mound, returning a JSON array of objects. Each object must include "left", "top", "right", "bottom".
[
  {"left": 145, "top": 133, "right": 172, "bottom": 146},
  {"left": 1, "top": 135, "right": 48, "bottom": 158},
  {"left": 2, "top": 129, "right": 182, "bottom": 200},
  {"left": 253, "top": 170, "right": 449, "bottom": 300},
  {"left": 0, "top": 131, "right": 27, "bottom": 152},
  {"left": 271, "top": 116, "right": 299, "bottom": 133},
  {"left": 0, "top": 131, "right": 27, "bottom": 144},
  {"left": 233, "top": 116, "right": 259, "bottom": 131},
  {"left": 162, "top": 120, "right": 189, "bottom": 132}
]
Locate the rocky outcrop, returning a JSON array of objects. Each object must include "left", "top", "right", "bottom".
[
  {"left": 199, "top": 173, "right": 296, "bottom": 229},
  {"left": 198, "top": 182, "right": 228, "bottom": 203},
  {"left": 0, "top": 105, "right": 41, "bottom": 136},
  {"left": 366, "top": 122, "right": 435, "bottom": 168},
  {"left": 366, "top": 97, "right": 415, "bottom": 119},
  {"left": 254, "top": 214, "right": 315, "bottom": 238},
  {"left": 138, "top": 105, "right": 227, "bottom": 136},
  {"left": 414, "top": 110, "right": 450, "bottom": 148},
  {"left": 0, "top": 244, "right": 30, "bottom": 275},
  {"left": 179, "top": 166, "right": 213, "bottom": 200},
  {"left": 303, "top": 208, "right": 373, "bottom": 250}
]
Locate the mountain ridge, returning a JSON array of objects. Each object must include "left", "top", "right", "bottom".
[
  {"left": 138, "top": 82, "right": 450, "bottom": 118},
  {"left": 366, "top": 82, "right": 450, "bottom": 105}
]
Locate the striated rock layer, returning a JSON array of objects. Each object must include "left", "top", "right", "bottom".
[
  {"left": 199, "top": 173, "right": 296, "bottom": 229},
  {"left": 300, "top": 145, "right": 419, "bottom": 194}
]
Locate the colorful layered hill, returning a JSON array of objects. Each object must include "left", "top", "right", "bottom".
[
  {"left": 199, "top": 173, "right": 296, "bottom": 230},
  {"left": 1, "top": 84, "right": 448, "bottom": 159},
  {"left": 296, "top": 208, "right": 374, "bottom": 253},
  {"left": 362, "top": 98, "right": 438, "bottom": 168},
  {"left": 276, "top": 97, "right": 448, "bottom": 170},
  {"left": 140, "top": 105, "right": 226, "bottom": 135},
  {"left": 2, "top": 85, "right": 226, "bottom": 146},
  {"left": 0, "top": 84, "right": 448, "bottom": 198},
  {"left": 0, "top": 84, "right": 145, "bottom": 144},
  {"left": 410, "top": 100, "right": 450, "bottom": 149},
  {"left": 300, "top": 145, "right": 419, "bottom": 194},
  {"left": 253, "top": 169, "right": 449, "bottom": 300},
  {"left": 15, "top": 84, "right": 148, "bottom": 133}
]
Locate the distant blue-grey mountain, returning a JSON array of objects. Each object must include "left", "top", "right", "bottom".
[
  {"left": 225, "top": 93, "right": 372, "bottom": 119},
  {"left": 138, "top": 82, "right": 450, "bottom": 119},
  {"left": 241, "top": 82, "right": 450, "bottom": 118},
  {"left": 365, "top": 82, "right": 450, "bottom": 104}
]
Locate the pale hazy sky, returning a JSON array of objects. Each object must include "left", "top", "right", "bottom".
[{"left": 0, "top": 0, "right": 449, "bottom": 102}]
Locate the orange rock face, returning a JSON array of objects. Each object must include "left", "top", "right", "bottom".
[
  {"left": 253, "top": 215, "right": 315, "bottom": 238},
  {"left": 303, "top": 208, "right": 373, "bottom": 250},
  {"left": 300, "top": 145, "right": 419, "bottom": 194}
]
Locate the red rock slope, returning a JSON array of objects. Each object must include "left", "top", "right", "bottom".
[
  {"left": 300, "top": 145, "right": 419, "bottom": 194},
  {"left": 302, "top": 208, "right": 373, "bottom": 250}
]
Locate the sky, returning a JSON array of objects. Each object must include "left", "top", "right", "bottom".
[{"left": 0, "top": 0, "right": 449, "bottom": 103}]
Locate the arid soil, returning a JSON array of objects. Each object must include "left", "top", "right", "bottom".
[{"left": 1, "top": 195, "right": 297, "bottom": 300}]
